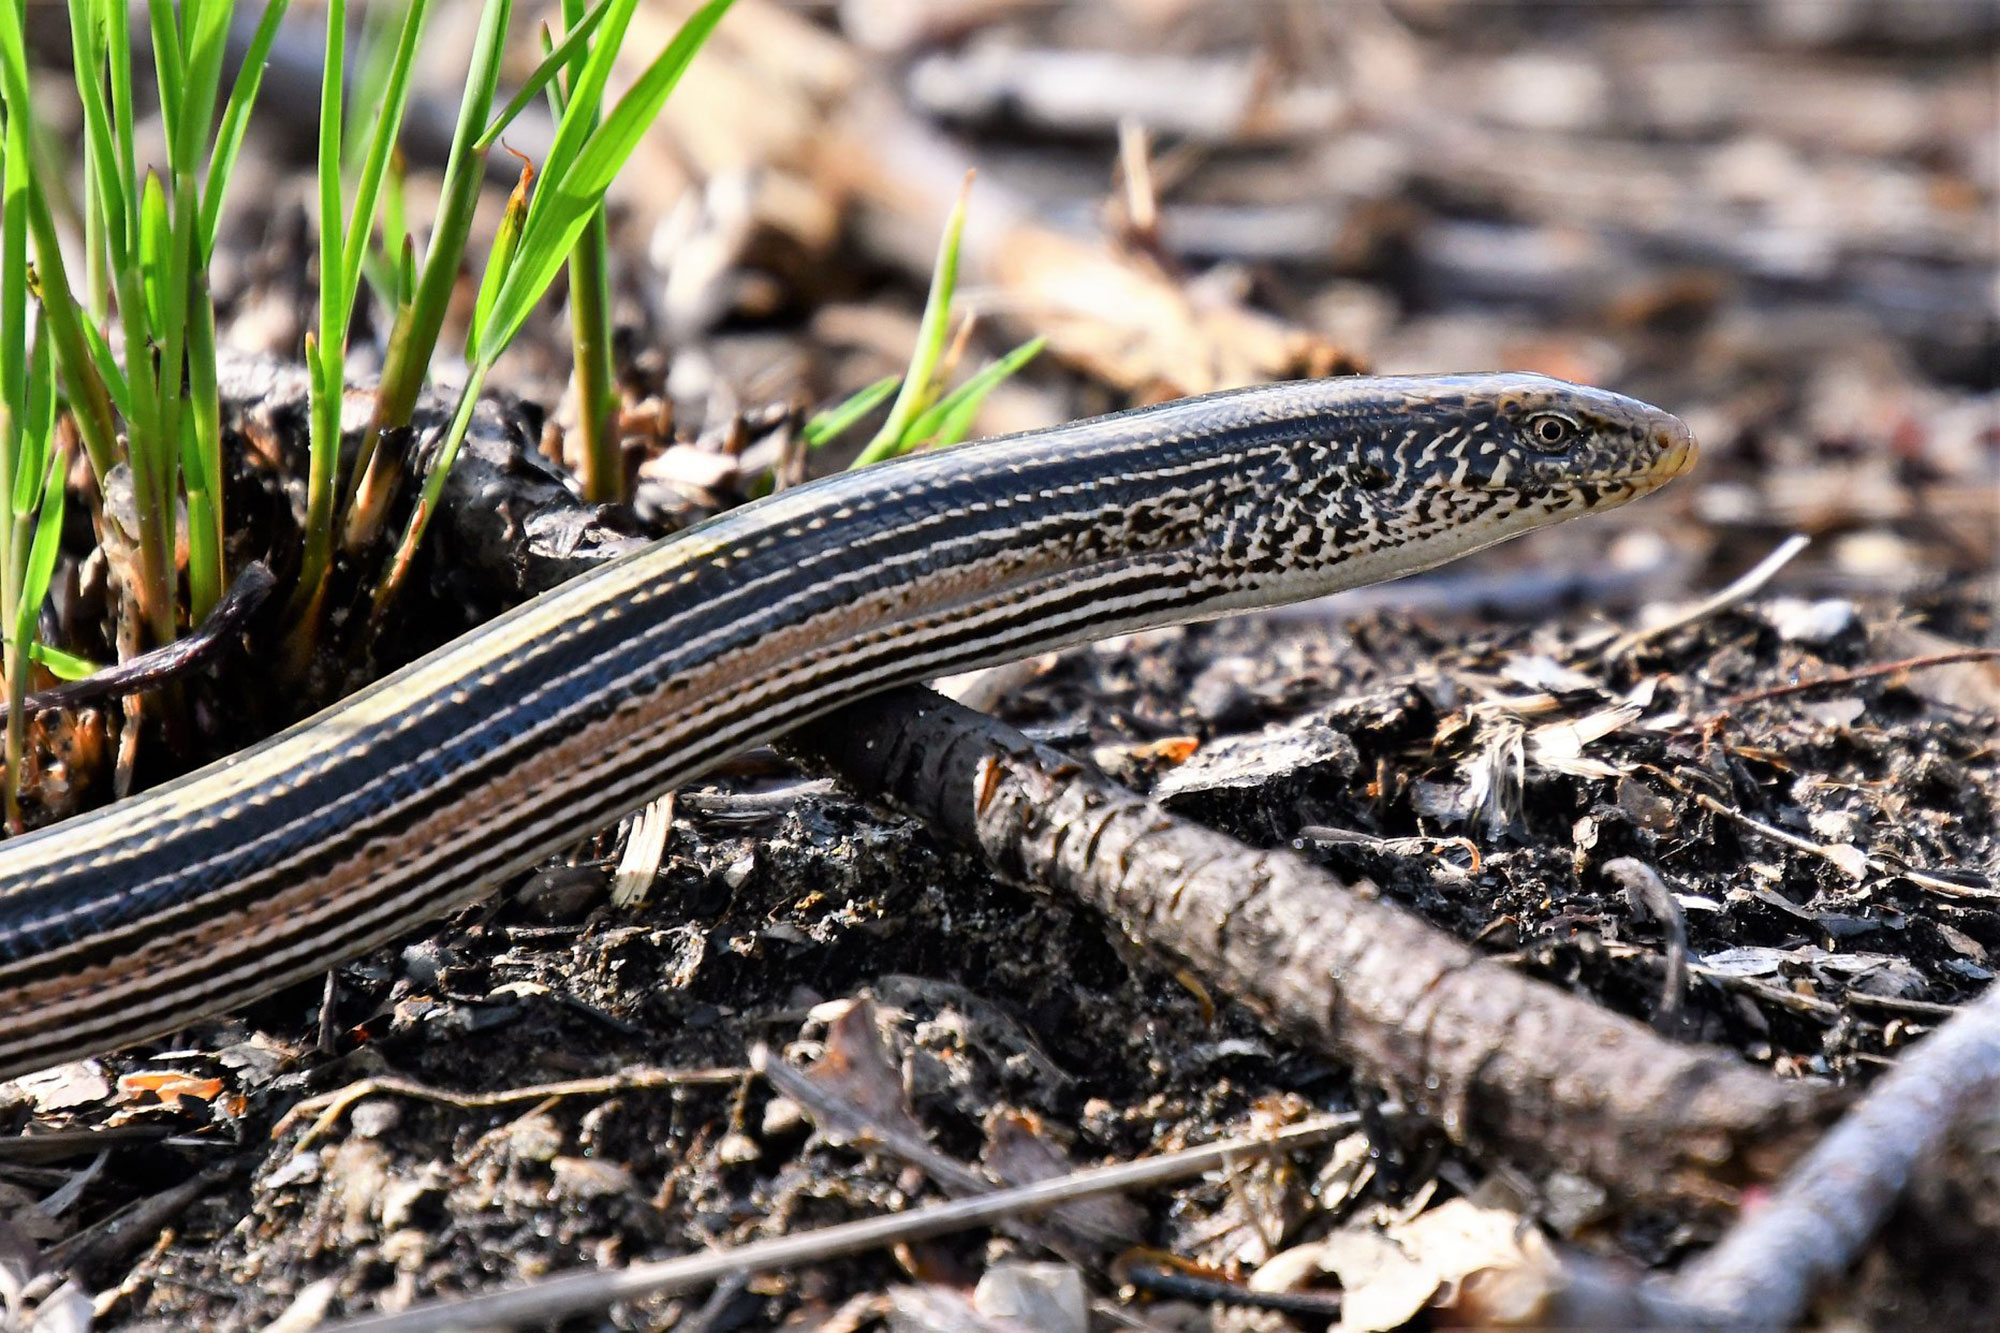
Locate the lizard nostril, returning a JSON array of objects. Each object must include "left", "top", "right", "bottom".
[{"left": 1654, "top": 419, "right": 1698, "bottom": 476}]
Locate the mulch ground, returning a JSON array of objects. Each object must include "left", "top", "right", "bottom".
[
  {"left": 11, "top": 565, "right": 1991, "bottom": 1329},
  {"left": 4, "top": 0, "right": 1994, "bottom": 1328}
]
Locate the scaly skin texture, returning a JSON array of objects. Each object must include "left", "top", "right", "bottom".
[{"left": 0, "top": 372, "right": 1694, "bottom": 1079}]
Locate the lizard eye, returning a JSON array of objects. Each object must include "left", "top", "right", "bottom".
[{"left": 1526, "top": 414, "right": 1578, "bottom": 451}]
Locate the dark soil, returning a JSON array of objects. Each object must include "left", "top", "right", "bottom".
[
  {"left": 9, "top": 566, "right": 1990, "bottom": 1330},
  {"left": 4, "top": 0, "right": 1995, "bottom": 1328}
]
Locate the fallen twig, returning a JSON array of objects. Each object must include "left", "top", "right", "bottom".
[
  {"left": 1689, "top": 790, "right": 1862, "bottom": 870},
  {"left": 754, "top": 1001, "right": 1137, "bottom": 1262},
  {"left": 1687, "top": 788, "right": 2000, "bottom": 903},
  {"left": 1687, "top": 967, "right": 1843, "bottom": 1022},
  {"left": 1295, "top": 826, "right": 1482, "bottom": 874},
  {"left": 274, "top": 1067, "right": 746, "bottom": 1151},
  {"left": 1640, "top": 762, "right": 1999, "bottom": 904},
  {"left": 786, "top": 687, "right": 1833, "bottom": 1210},
  {"left": 676, "top": 780, "right": 840, "bottom": 825},
  {"left": 1725, "top": 647, "right": 2000, "bottom": 707},
  {"left": 1597, "top": 533, "right": 1809, "bottom": 659},
  {"left": 1487, "top": 977, "right": 2000, "bottom": 1328},
  {"left": 1602, "top": 858, "right": 1689, "bottom": 1036},
  {"left": 310, "top": 1114, "right": 1357, "bottom": 1332},
  {"left": 13, "top": 562, "right": 275, "bottom": 716},
  {"left": 43, "top": 1159, "right": 241, "bottom": 1286}
]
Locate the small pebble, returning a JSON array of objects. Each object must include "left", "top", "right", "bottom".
[
  {"left": 715, "top": 1131, "right": 762, "bottom": 1165},
  {"left": 1762, "top": 597, "right": 1858, "bottom": 644},
  {"left": 972, "top": 1262, "right": 1087, "bottom": 1333},
  {"left": 551, "top": 1156, "right": 638, "bottom": 1201},
  {"left": 348, "top": 1099, "right": 402, "bottom": 1140},
  {"left": 722, "top": 852, "right": 757, "bottom": 890},
  {"left": 761, "top": 1095, "right": 805, "bottom": 1137},
  {"left": 516, "top": 864, "right": 608, "bottom": 922}
]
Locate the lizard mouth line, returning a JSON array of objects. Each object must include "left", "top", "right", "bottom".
[{"left": 1466, "top": 467, "right": 1687, "bottom": 495}]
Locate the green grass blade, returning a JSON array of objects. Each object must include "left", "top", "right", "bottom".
[
  {"left": 65, "top": 3, "right": 116, "bottom": 322},
  {"left": 1, "top": 408, "right": 56, "bottom": 826},
  {"left": 515, "top": 0, "right": 639, "bottom": 241},
  {"left": 159, "top": 0, "right": 239, "bottom": 507},
  {"left": 477, "top": 0, "right": 735, "bottom": 362},
  {"left": 467, "top": 160, "right": 532, "bottom": 363},
  {"left": 358, "top": 0, "right": 508, "bottom": 408},
  {"left": 370, "top": 366, "right": 487, "bottom": 622},
  {"left": 478, "top": 0, "right": 614, "bottom": 150},
  {"left": 804, "top": 375, "right": 901, "bottom": 449},
  {"left": 0, "top": 1, "right": 118, "bottom": 480},
  {"left": 76, "top": 317, "right": 132, "bottom": 421},
  {"left": 22, "top": 315, "right": 52, "bottom": 475},
  {"left": 344, "top": 0, "right": 403, "bottom": 169},
  {"left": 292, "top": 0, "right": 351, "bottom": 630},
  {"left": 81, "top": 157, "right": 107, "bottom": 320},
  {"left": 285, "top": 332, "right": 344, "bottom": 627},
  {"left": 202, "top": 0, "right": 290, "bottom": 257},
  {"left": 0, "top": 99, "right": 26, "bottom": 431},
  {"left": 12, "top": 445, "right": 64, "bottom": 658},
  {"left": 903, "top": 336, "right": 1045, "bottom": 450},
  {"left": 10, "top": 321, "right": 50, "bottom": 520},
  {"left": 172, "top": 0, "right": 234, "bottom": 177},
  {"left": 102, "top": 0, "right": 137, "bottom": 252},
  {"left": 4, "top": 323, "right": 53, "bottom": 619},
  {"left": 138, "top": 169, "right": 169, "bottom": 327},
  {"left": 566, "top": 210, "right": 618, "bottom": 502},
  {"left": 381, "top": 0, "right": 736, "bottom": 578},
  {"left": 315, "top": 0, "right": 347, "bottom": 355},
  {"left": 185, "top": 275, "right": 224, "bottom": 622},
  {"left": 411, "top": 0, "right": 509, "bottom": 292},
  {"left": 337, "top": 0, "right": 430, "bottom": 324},
  {"left": 67, "top": 1, "right": 132, "bottom": 275},
  {"left": 142, "top": 0, "right": 184, "bottom": 152},
  {"left": 474, "top": 188, "right": 589, "bottom": 363},
  {"left": 557, "top": 0, "right": 617, "bottom": 505},
  {"left": 149, "top": 177, "right": 197, "bottom": 529},
  {"left": 855, "top": 177, "right": 971, "bottom": 466},
  {"left": 560, "top": 0, "right": 734, "bottom": 198},
  {"left": 381, "top": 152, "right": 409, "bottom": 301},
  {"left": 395, "top": 228, "right": 415, "bottom": 306},
  {"left": 29, "top": 643, "right": 98, "bottom": 680},
  {"left": 5, "top": 438, "right": 30, "bottom": 522},
  {"left": 177, "top": 408, "right": 221, "bottom": 620},
  {"left": 338, "top": 0, "right": 512, "bottom": 543},
  {"left": 25, "top": 239, "right": 120, "bottom": 479},
  {"left": 0, "top": 129, "right": 43, "bottom": 822}
]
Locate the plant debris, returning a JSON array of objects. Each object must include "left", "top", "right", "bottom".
[{"left": 2, "top": 0, "right": 1994, "bottom": 1328}]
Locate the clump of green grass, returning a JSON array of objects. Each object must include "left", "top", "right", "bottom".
[
  {"left": 0, "top": 0, "right": 292, "bottom": 822},
  {"left": 363, "top": 0, "right": 737, "bottom": 626},
  {"left": 309, "top": 0, "right": 739, "bottom": 639},
  {"left": 811, "top": 176, "right": 1045, "bottom": 463},
  {"left": 0, "top": 0, "right": 735, "bottom": 814}
]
